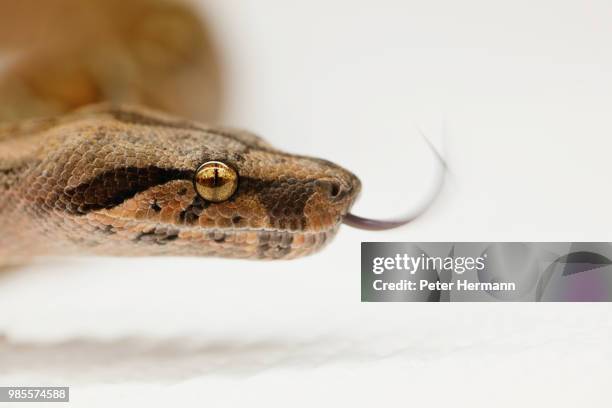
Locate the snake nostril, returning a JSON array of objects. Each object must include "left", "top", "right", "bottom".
[
  {"left": 317, "top": 178, "right": 348, "bottom": 201},
  {"left": 327, "top": 179, "right": 350, "bottom": 201},
  {"left": 330, "top": 182, "right": 341, "bottom": 198}
]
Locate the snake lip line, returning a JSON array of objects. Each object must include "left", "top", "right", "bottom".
[
  {"left": 121, "top": 223, "right": 336, "bottom": 257},
  {"left": 92, "top": 218, "right": 339, "bottom": 240}
]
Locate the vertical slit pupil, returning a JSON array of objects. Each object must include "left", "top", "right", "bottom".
[{"left": 213, "top": 168, "right": 219, "bottom": 187}]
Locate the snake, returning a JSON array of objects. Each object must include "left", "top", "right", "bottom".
[{"left": 0, "top": 0, "right": 441, "bottom": 261}]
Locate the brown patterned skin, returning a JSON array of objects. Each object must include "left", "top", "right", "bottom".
[
  {"left": 0, "top": 105, "right": 361, "bottom": 259},
  {"left": 0, "top": 0, "right": 362, "bottom": 260}
]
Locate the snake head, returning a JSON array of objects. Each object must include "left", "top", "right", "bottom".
[{"left": 27, "top": 105, "right": 360, "bottom": 259}]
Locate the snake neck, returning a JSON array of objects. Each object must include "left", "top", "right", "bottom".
[{"left": 0, "top": 127, "right": 42, "bottom": 257}]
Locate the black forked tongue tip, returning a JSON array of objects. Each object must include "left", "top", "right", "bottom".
[
  {"left": 343, "top": 213, "right": 415, "bottom": 231},
  {"left": 343, "top": 126, "right": 448, "bottom": 231}
]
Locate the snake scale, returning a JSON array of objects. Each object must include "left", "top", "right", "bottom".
[{"left": 0, "top": 0, "right": 434, "bottom": 261}]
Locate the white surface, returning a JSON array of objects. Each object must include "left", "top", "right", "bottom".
[{"left": 2, "top": 0, "right": 612, "bottom": 406}]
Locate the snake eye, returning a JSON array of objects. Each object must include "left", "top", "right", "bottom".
[{"left": 194, "top": 161, "right": 238, "bottom": 202}]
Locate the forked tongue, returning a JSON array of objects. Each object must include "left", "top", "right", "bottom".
[{"left": 343, "top": 132, "right": 447, "bottom": 231}]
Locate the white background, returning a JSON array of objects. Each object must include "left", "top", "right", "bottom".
[{"left": 1, "top": 0, "right": 612, "bottom": 406}]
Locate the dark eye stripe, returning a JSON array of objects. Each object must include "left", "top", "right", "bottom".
[{"left": 57, "top": 166, "right": 193, "bottom": 215}]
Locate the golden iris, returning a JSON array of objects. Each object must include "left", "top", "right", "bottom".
[{"left": 194, "top": 161, "right": 238, "bottom": 202}]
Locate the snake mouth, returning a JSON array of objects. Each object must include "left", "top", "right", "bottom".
[
  {"left": 82, "top": 208, "right": 341, "bottom": 259},
  {"left": 130, "top": 226, "right": 338, "bottom": 259},
  {"left": 188, "top": 227, "right": 337, "bottom": 259}
]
